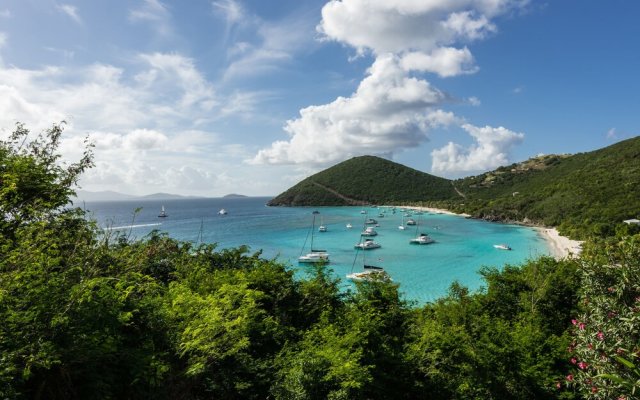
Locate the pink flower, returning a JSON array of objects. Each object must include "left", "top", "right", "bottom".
[
  {"left": 591, "top": 386, "right": 598, "bottom": 393},
  {"left": 597, "top": 331, "right": 605, "bottom": 340},
  {"left": 556, "top": 382, "right": 561, "bottom": 389},
  {"left": 578, "top": 361, "right": 588, "bottom": 370},
  {"left": 566, "top": 374, "right": 574, "bottom": 382},
  {"left": 572, "top": 319, "right": 578, "bottom": 325},
  {"left": 570, "top": 357, "right": 577, "bottom": 364},
  {"left": 579, "top": 322, "right": 586, "bottom": 330}
]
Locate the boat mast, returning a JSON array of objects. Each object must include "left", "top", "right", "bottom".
[{"left": 310, "top": 210, "right": 319, "bottom": 251}]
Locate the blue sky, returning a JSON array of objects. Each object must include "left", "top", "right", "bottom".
[{"left": 0, "top": 0, "right": 638, "bottom": 196}]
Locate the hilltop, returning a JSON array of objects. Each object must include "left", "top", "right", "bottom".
[
  {"left": 267, "top": 155, "right": 458, "bottom": 206},
  {"left": 269, "top": 137, "right": 640, "bottom": 239}
]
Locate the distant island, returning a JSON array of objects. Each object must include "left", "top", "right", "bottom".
[
  {"left": 223, "top": 193, "right": 248, "bottom": 198},
  {"left": 73, "top": 190, "right": 206, "bottom": 202}
]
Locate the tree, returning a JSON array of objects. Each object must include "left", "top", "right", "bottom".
[{"left": 0, "top": 122, "right": 93, "bottom": 240}]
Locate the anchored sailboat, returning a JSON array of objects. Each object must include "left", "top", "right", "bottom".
[{"left": 298, "top": 211, "right": 330, "bottom": 264}]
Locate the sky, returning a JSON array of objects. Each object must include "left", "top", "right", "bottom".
[{"left": 0, "top": 0, "right": 638, "bottom": 197}]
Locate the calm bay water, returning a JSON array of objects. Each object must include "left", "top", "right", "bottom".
[{"left": 81, "top": 196, "right": 551, "bottom": 304}]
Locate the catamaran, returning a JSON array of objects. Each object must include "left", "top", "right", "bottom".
[{"left": 298, "top": 211, "right": 330, "bottom": 264}]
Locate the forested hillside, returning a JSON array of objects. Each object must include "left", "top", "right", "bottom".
[
  {"left": 270, "top": 138, "right": 640, "bottom": 239},
  {"left": 445, "top": 136, "right": 640, "bottom": 239},
  {"left": 267, "top": 155, "right": 458, "bottom": 206}
]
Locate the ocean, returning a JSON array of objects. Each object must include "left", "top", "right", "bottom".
[{"left": 79, "top": 196, "right": 551, "bottom": 304}]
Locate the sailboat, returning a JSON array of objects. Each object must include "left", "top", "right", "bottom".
[
  {"left": 158, "top": 206, "right": 167, "bottom": 218},
  {"left": 398, "top": 214, "right": 405, "bottom": 230},
  {"left": 298, "top": 211, "right": 330, "bottom": 264},
  {"left": 318, "top": 216, "right": 327, "bottom": 232},
  {"left": 409, "top": 215, "right": 434, "bottom": 244},
  {"left": 347, "top": 238, "right": 389, "bottom": 281}
]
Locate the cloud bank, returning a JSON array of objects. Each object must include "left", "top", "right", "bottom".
[{"left": 253, "top": 0, "right": 529, "bottom": 175}]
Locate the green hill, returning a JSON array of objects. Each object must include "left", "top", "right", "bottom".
[
  {"left": 267, "top": 155, "right": 458, "bottom": 206},
  {"left": 444, "top": 136, "right": 640, "bottom": 238},
  {"left": 269, "top": 138, "right": 640, "bottom": 239}
]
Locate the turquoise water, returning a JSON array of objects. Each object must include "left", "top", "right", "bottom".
[{"left": 82, "top": 197, "right": 551, "bottom": 304}]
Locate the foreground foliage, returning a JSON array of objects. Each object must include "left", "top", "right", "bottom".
[{"left": 1, "top": 124, "right": 638, "bottom": 399}]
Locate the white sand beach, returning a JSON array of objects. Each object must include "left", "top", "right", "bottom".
[{"left": 536, "top": 227, "right": 583, "bottom": 259}]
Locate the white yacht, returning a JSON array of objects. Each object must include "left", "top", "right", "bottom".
[
  {"left": 361, "top": 226, "right": 378, "bottom": 236},
  {"left": 298, "top": 251, "right": 330, "bottom": 263},
  {"left": 346, "top": 223, "right": 353, "bottom": 229},
  {"left": 494, "top": 244, "right": 512, "bottom": 250},
  {"left": 410, "top": 233, "right": 435, "bottom": 245},
  {"left": 298, "top": 211, "right": 330, "bottom": 263},
  {"left": 218, "top": 208, "right": 227, "bottom": 215},
  {"left": 354, "top": 238, "right": 381, "bottom": 250},
  {"left": 406, "top": 218, "right": 416, "bottom": 226}
]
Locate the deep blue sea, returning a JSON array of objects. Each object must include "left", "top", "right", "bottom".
[{"left": 80, "top": 196, "right": 551, "bottom": 304}]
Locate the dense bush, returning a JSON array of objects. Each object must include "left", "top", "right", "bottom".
[{"left": 2, "top": 123, "right": 639, "bottom": 399}]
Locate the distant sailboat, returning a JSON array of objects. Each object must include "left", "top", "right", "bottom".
[
  {"left": 218, "top": 208, "right": 227, "bottom": 215},
  {"left": 158, "top": 206, "right": 167, "bottom": 218}
]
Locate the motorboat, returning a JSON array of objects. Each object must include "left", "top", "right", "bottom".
[
  {"left": 365, "top": 218, "right": 378, "bottom": 225},
  {"left": 494, "top": 244, "right": 512, "bottom": 250},
  {"left": 354, "top": 238, "right": 381, "bottom": 250},
  {"left": 346, "top": 223, "right": 353, "bottom": 229},
  {"left": 410, "top": 233, "right": 435, "bottom": 245},
  {"left": 406, "top": 218, "right": 416, "bottom": 226},
  {"left": 361, "top": 226, "right": 378, "bottom": 236},
  {"left": 218, "top": 208, "right": 227, "bottom": 215}
]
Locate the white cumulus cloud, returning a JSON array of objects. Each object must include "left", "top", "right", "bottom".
[
  {"left": 251, "top": 54, "right": 446, "bottom": 165},
  {"left": 431, "top": 123, "right": 524, "bottom": 174},
  {"left": 400, "top": 47, "right": 478, "bottom": 77},
  {"left": 253, "top": 0, "right": 528, "bottom": 168}
]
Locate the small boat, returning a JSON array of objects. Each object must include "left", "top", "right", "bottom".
[
  {"left": 377, "top": 213, "right": 384, "bottom": 218},
  {"left": 318, "top": 217, "right": 327, "bottom": 232},
  {"left": 346, "top": 223, "right": 353, "bottom": 229},
  {"left": 158, "top": 206, "right": 167, "bottom": 218},
  {"left": 494, "top": 244, "right": 512, "bottom": 250},
  {"left": 365, "top": 218, "right": 378, "bottom": 225},
  {"left": 361, "top": 226, "right": 378, "bottom": 236},
  {"left": 399, "top": 214, "right": 405, "bottom": 230},
  {"left": 347, "top": 265, "right": 389, "bottom": 281},
  {"left": 360, "top": 210, "right": 367, "bottom": 214},
  {"left": 410, "top": 233, "right": 435, "bottom": 245},
  {"left": 218, "top": 208, "right": 227, "bottom": 215},
  {"left": 406, "top": 218, "right": 416, "bottom": 226},
  {"left": 354, "top": 238, "right": 381, "bottom": 250}
]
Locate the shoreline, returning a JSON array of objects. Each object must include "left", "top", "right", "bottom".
[
  {"left": 535, "top": 227, "right": 584, "bottom": 259},
  {"left": 401, "top": 205, "right": 582, "bottom": 260}
]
